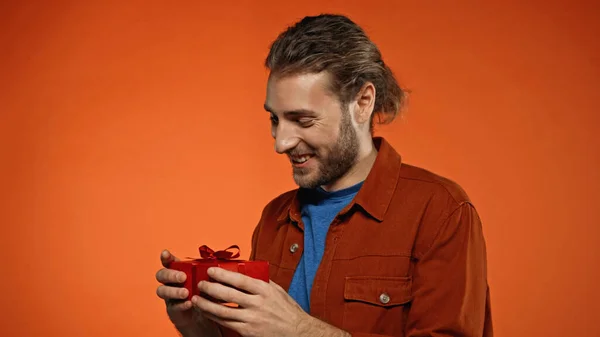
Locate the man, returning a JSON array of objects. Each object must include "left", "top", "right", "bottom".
[{"left": 155, "top": 14, "right": 493, "bottom": 337}]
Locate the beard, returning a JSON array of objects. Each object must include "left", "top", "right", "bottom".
[{"left": 292, "top": 109, "right": 359, "bottom": 189}]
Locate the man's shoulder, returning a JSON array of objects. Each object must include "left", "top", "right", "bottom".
[
  {"left": 392, "top": 163, "right": 479, "bottom": 258},
  {"left": 397, "top": 162, "right": 472, "bottom": 206}
]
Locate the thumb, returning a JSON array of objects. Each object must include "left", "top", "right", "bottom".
[{"left": 160, "top": 249, "right": 180, "bottom": 268}]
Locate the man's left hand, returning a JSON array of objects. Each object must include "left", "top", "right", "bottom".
[{"left": 192, "top": 267, "right": 350, "bottom": 337}]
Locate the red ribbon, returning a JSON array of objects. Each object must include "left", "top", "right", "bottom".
[{"left": 198, "top": 245, "right": 240, "bottom": 260}]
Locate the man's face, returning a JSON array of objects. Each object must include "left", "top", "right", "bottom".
[{"left": 264, "top": 72, "right": 359, "bottom": 189}]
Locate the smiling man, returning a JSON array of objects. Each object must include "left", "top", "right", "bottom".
[{"left": 156, "top": 14, "right": 493, "bottom": 337}]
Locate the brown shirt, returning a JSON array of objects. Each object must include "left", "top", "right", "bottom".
[{"left": 249, "top": 136, "right": 493, "bottom": 337}]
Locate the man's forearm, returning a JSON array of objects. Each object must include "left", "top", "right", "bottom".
[
  {"left": 175, "top": 321, "right": 222, "bottom": 337},
  {"left": 297, "top": 315, "right": 351, "bottom": 337},
  {"left": 176, "top": 324, "right": 202, "bottom": 337}
]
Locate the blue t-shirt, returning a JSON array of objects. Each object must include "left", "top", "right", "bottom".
[{"left": 287, "top": 181, "right": 363, "bottom": 313}]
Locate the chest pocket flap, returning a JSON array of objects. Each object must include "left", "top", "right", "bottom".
[{"left": 343, "top": 276, "right": 412, "bottom": 307}]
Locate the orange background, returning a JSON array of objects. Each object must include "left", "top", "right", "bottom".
[{"left": 1, "top": 1, "right": 599, "bottom": 336}]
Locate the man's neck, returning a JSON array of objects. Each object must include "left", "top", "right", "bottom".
[{"left": 321, "top": 139, "right": 378, "bottom": 192}]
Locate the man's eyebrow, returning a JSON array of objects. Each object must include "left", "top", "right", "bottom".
[{"left": 263, "top": 104, "right": 316, "bottom": 116}]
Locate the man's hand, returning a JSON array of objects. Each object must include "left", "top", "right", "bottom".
[
  {"left": 155, "top": 250, "right": 222, "bottom": 337},
  {"left": 192, "top": 267, "right": 351, "bottom": 337}
]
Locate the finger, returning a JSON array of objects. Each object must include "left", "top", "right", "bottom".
[
  {"left": 192, "top": 295, "right": 245, "bottom": 322},
  {"left": 156, "top": 284, "right": 189, "bottom": 301},
  {"left": 167, "top": 299, "right": 193, "bottom": 312},
  {"left": 207, "top": 267, "right": 267, "bottom": 295},
  {"left": 197, "top": 280, "right": 255, "bottom": 308},
  {"left": 156, "top": 267, "right": 187, "bottom": 284},
  {"left": 202, "top": 311, "right": 245, "bottom": 331},
  {"left": 161, "top": 249, "right": 180, "bottom": 267}
]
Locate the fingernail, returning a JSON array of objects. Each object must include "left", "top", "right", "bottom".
[
  {"left": 162, "top": 250, "right": 169, "bottom": 258},
  {"left": 207, "top": 267, "right": 215, "bottom": 275},
  {"left": 177, "top": 272, "right": 186, "bottom": 282}
]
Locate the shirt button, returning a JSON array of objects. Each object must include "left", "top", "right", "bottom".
[
  {"left": 379, "top": 293, "right": 390, "bottom": 304},
  {"left": 289, "top": 243, "right": 299, "bottom": 253}
]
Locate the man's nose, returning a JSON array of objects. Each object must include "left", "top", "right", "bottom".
[{"left": 273, "top": 123, "right": 300, "bottom": 154}]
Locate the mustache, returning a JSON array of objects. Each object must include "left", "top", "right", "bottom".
[{"left": 287, "top": 149, "right": 316, "bottom": 156}]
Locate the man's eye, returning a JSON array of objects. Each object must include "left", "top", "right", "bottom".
[
  {"left": 269, "top": 115, "right": 278, "bottom": 124},
  {"left": 298, "top": 118, "right": 314, "bottom": 126}
]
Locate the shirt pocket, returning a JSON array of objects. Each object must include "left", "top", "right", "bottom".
[{"left": 342, "top": 275, "right": 412, "bottom": 335}]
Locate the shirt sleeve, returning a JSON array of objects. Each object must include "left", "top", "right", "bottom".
[
  {"left": 249, "top": 222, "right": 260, "bottom": 261},
  {"left": 404, "top": 201, "right": 492, "bottom": 336}
]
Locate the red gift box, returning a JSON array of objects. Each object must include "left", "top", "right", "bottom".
[{"left": 168, "top": 245, "right": 270, "bottom": 302}]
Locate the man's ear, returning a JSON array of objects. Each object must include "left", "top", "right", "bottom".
[{"left": 353, "top": 81, "right": 376, "bottom": 125}]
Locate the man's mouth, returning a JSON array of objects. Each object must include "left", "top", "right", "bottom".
[{"left": 290, "top": 154, "right": 314, "bottom": 164}]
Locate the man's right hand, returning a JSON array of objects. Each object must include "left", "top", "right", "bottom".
[{"left": 155, "top": 249, "right": 222, "bottom": 337}]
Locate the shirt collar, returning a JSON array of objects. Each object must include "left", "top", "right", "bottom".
[{"left": 277, "top": 136, "right": 402, "bottom": 225}]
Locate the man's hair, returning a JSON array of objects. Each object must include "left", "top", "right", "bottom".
[{"left": 265, "top": 14, "right": 405, "bottom": 131}]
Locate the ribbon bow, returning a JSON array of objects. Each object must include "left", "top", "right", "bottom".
[{"left": 197, "top": 245, "right": 240, "bottom": 260}]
